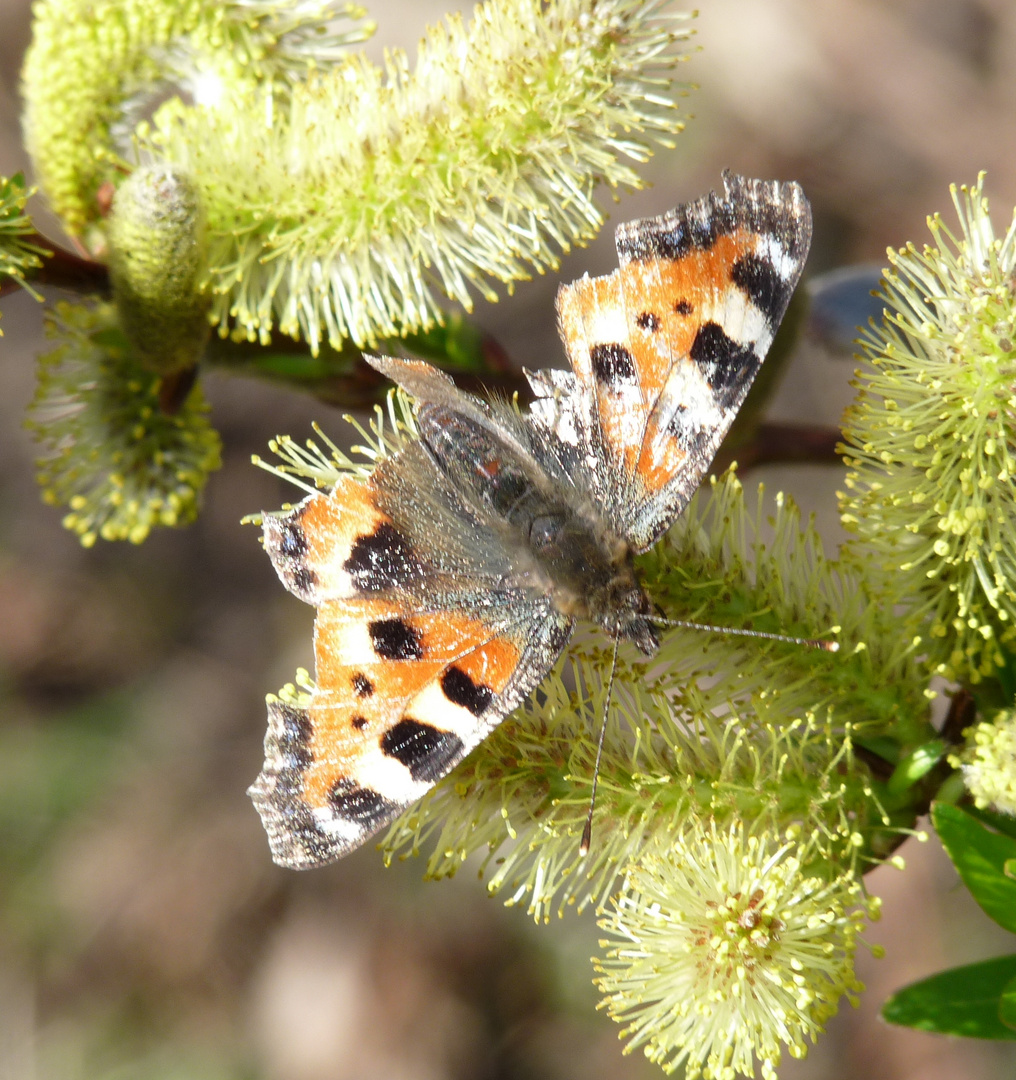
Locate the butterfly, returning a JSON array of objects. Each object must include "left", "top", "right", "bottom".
[{"left": 250, "top": 172, "right": 813, "bottom": 868}]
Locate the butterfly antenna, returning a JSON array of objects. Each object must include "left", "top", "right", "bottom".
[
  {"left": 656, "top": 617, "right": 839, "bottom": 652},
  {"left": 580, "top": 630, "right": 622, "bottom": 856}
]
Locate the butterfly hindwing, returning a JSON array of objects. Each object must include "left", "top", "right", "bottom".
[{"left": 250, "top": 596, "right": 570, "bottom": 868}]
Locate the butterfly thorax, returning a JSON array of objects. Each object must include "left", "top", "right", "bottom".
[
  {"left": 520, "top": 510, "right": 659, "bottom": 654},
  {"left": 417, "top": 403, "right": 660, "bottom": 655}
]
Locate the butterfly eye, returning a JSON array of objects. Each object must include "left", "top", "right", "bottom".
[{"left": 529, "top": 514, "right": 564, "bottom": 550}]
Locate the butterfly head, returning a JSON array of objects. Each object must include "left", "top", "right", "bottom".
[{"left": 605, "top": 573, "right": 660, "bottom": 656}]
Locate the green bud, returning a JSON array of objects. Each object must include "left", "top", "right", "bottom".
[{"left": 107, "top": 164, "right": 210, "bottom": 374}]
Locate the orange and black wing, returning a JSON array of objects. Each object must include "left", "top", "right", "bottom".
[
  {"left": 553, "top": 173, "right": 812, "bottom": 549},
  {"left": 252, "top": 465, "right": 570, "bottom": 868}
]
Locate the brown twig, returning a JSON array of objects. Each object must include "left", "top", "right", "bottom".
[
  {"left": 853, "top": 744, "right": 895, "bottom": 782},
  {"left": 939, "top": 686, "right": 976, "bottom": 745},
  {"left": 203, "top": 332, "right": 533, "bottom": 408},
  {"left": 0, "top": 231, "right": 110, "bottom": 298},
  {"left": 4, "top": 253, "right": 850, "bottom": 474},
  {"left": 158, "top": 366, "right": 200, "bottom": 415}
]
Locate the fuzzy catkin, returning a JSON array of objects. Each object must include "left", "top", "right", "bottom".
[{"left": 107, "top": 165, "right": 210, "bottom": 374}]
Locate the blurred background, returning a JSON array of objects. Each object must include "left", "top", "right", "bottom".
[{"left": 1, "top": 1, "right": 1016, "bottom": 1077}]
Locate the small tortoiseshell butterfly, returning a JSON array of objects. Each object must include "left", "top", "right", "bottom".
[{"left": 251, "top": 173, "right": 813, "bottom": 868}]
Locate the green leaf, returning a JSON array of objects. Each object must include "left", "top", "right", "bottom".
[
  {"left": 933, "top": 802, "right": 1016, "bottom": 933},
  {"left": 1000, "top": 974, "right": 1016, "bottom": 1031},
  {"left": 883, "top": 955, "right": 1016, "bottom": 1039},
  {"left": 966, "top": 802, "right": 1016, "bottom": 842},
  {"left": 887, "top": 739, "right": 945, "bottom": 795},
  {"left": 934, "top": 771, "right": 968, "bottom": 807},
  {"left": 853, "top": 734, "right": 901, "bottom": 766}
]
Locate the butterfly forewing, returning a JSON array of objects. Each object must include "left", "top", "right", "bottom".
[
  {"left": 619, "top": 175, "right": 811, "bottom": 546},
  {"left": 556, "top": 173, "right": 812, "bottom": 550}
]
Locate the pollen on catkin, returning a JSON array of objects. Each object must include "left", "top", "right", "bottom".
[
  {"left": 951, "top": 709, "right": 1016, "bottom": 817},
  {"left": 25, "top": 301, "right": 222, "bottom": 545},
  {"left": 0, "top": 173, "right": 45, "bottom": 317},
  {"left": 142, "top": 0, "right": 695, "bottom": 352},
  {"left": 840, "top": 174, "right": 1016, "bottom": 683},
  {"left": 372, "top": 473, "right": 904, "bottom": 921},
  {"left": 20, "top": 0, "right": 372, "bottom": 245},
  {"left": 594, "top": 821, "right": 868, "bottom": 1080},
  {"left": 107, "top": 164, "right": 211, "bottom": 374}
]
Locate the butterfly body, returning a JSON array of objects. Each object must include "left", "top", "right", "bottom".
[
  {"left": 252, "top": 173, "right": 813, "bottom": 868},
  {"left": 406, "top": 373, "right": 660, "bottom": 650}
]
